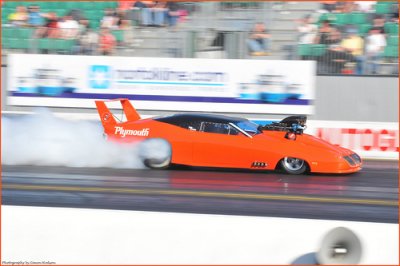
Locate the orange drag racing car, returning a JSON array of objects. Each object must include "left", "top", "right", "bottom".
[{"left": 96, "top": 99, "right": 362, "bottom": 175}]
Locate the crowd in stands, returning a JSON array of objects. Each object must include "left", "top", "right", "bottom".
[
  {"left": 2, "top": 1, "right": 398, "bottom": 75},
  {"left": 296, "top": 1, "right": 398, "bottom": 74},
  {"left": 2, "top": 1, "right": 189, "bottom": 55}
]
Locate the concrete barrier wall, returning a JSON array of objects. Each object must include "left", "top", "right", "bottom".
[
  {"left": 2, "top": 206, "right": 398, "bottom": 265},
  {"left": 314, "top": 75, "right": 398, "bottom": 122}
]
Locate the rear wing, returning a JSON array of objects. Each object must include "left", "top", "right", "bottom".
[{"left": 95, "top": 98, "right": 141, "bottom": 131}]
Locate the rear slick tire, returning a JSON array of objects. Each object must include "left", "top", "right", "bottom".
[
  {"left": 280, "top": 157, "right": 307, "bottom": 175},
  {"left": 143, "top": 158, "right": 171, "bottom": 169},
  {"left": 139, "top": 138, "right": 172, "bottom": 169}
]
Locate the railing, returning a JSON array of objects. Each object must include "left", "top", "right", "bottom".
[
  {"left": 297, "top": 41, "right": 398, "bottom": 76},
  {"left": 2, "top": 25, "right": 398, "bottom": 76}
]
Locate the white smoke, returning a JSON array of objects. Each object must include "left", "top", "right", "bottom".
[{"left": 2, "top": 109, "right": 168, "bottom": 169}]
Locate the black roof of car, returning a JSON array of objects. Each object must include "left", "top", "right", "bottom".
[{"left": 155, "top": 113, "right": 247, "bottom": 124}]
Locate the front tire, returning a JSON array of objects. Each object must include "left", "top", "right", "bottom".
[
  {"left": 139, "top": 138, "right": 172, "bottom": 169},
  {"left": 280, "top": 157, "right": 307, "bottom": 175}
]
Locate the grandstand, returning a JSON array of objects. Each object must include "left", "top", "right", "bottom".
[
  {"left": 1, "top": 1, "right": 398, "bottom": 75},
  {"left": 2, "top": 1, "right": 122, "bottom": 54},
  {"left": 297, "top": 1, "right": 398, "bottom": 74}
]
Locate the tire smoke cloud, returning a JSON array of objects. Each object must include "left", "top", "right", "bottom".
[{"left": 2, "top": 109, "right": 164, "bottom": 169}]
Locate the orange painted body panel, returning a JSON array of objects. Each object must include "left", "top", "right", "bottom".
[
  {"left": 104, "top": 119, "right": 362, "bottom": 174},
  {"left": 96, "top": 99, "right": 362, "bottom": 174},
  {"left": 107, "top": 119, "right": 195, "bottom": 166}
]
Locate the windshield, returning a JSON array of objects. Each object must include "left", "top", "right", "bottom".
[{"left": 235, "top": 120, "right": 262, "bottom": 136}]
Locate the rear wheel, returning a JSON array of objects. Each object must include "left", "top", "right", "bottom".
[
  {"left": 280, "top": 157, "right": 307, "bottom": 175},
  {"left": 139, "top": 138, "right": 172, "bottom": 169},
  {"left": 143, "top": 157, "right": 171, "bottom": 169}
]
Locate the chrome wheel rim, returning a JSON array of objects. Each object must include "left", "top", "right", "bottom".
[
  {"left": 147, "top": 156, "right": 171, "bottom": 168},
  {"left": 283, "top": 157, "right": 305, "bottom": 171}
]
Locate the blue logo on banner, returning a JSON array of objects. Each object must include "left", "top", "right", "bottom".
[{"left": 89, "top": 65, "right": 111, "bottom": 89}]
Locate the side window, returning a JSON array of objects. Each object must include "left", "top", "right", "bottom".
[
  {"left": 201, "top": 122, "right": 239, "bottom": 135},
  {"left": 178, "top": 121, "right": 201, "bottom": 131},
  {"left": 229, "top": 126, "right": 239, "bottom": 135}
]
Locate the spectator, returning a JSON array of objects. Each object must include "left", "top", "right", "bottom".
[
  {"left": 372, "top": 14, "right": 386, "bottom": 34},
  {"left": 325, "top": 27, "right": 343, "bottom": 47},
  {"left": 315, "top": 20, "right": 334, "bottom": 44},
  {"left": 365, "top": 27, "right": 386, "bottom": 74},
  {"left": 101, "top": 8, "right": 118, "bottom": 29},
  {"left": 282, "top": 14, "right": 317, "bottom": 60},
  {"left": 8, "top": 6, "right": 28, "bottom": 26},
  {"left": 76, "top": 27, "right": 99, "bottom": 55},
  {"left": 133, "top": 0, "right": 148, "bottom": 9},
  {"left": 38, "top": 12, "right": 60, "bottom": 38},
  {"left": 119, "top": 19, "right": 134, "bottom": 45},
  {"left": 78, "top": 18, "right": 89, "bottom": 35},
  {"left": 27, "top": 5, "right": 45, "bottom": 27},
  {"left": 139, "top": 1, "right": 167, "bottom": 27},
  {"left": 177, "top": 9, "right": 188, "bottom": 23},
  {"left": 320, "top": 27, "right": 354, "bottom": 74},
  {"left": 132, "top": 0, "right": 148, "bottom": 25},
  {"left": 98, "top": 27, "right": 116, "bottom": 55},
  {"left": 140, "top": 1, "right": 155, "bottom": 26},
  {"left": 152, "top": 1, "right": 167, "bottom": 27},
  {"left": 119, "top": 0, "right": 135, "bottom": 11},
  {"left": 342, "top": 2, "right": 357, "bottom": 13},
  {"left": 58, "top": 15, "right": 80, "bottom": 39},
  {"left": 390, "top": 3, "right": 399, "bottom": 22},
  {"left": 120, "top": 18, "right": 132, "bottom": 30},
  {"left": 67, "top": 9, "right": 84, "bottom": 21},
  {"left": 296, "top": 15, "right": 318, "bottom": 44},
  {"left": 166, "top": 1, "right": 180, "bottom": 27},
  {"left": 355, "top": 1, "right": 376, "bottom": 13},
  {"left": 333, "top": 1, "right": 346, "bottom": 13},
  {"left": 247, "top": 22, "right": 271, "bottom": 56},
  {"left": 340, "top": 28, "right": 365, "bottom": 74},
  {"left": 321, "top": 1, "right": 336, "bottom": 13},
  {"left": 115, "top": 9, "right": 124, "bottom": 27}
]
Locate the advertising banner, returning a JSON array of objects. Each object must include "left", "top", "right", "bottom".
[
  {"left": 252, "top": 119, "right": 398, "bottom": 160},
  {"left": 7, "top": 54, "right": 315, "bottom": 114},
  {"left": 305, "top": 121, "right": 399, "bottom": 160}
]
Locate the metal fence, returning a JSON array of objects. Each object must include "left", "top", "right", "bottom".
[
  {"left": 1, "top": 1, "right": 398, "bottom": 76},
  {"left": 2, "top": 25, "right": 398, "bottom": 76},
  {"left": 298, "top": 44, "right": 399, "bottom": 75}
]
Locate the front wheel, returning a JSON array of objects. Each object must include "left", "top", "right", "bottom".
[
  {"left": 280, "top": 157, "right": 307, "bottom": 175},
  {"left": 139, "top": 138, "right": 172, "bottom": 169}
]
